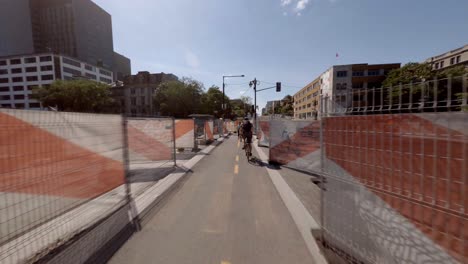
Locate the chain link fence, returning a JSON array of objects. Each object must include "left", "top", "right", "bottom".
[
  {"left": 0, "top": 109, "right": 177, "bottom": 264},
  {"left": 267, "top": 75, "right": 467, "bottom": 263}
]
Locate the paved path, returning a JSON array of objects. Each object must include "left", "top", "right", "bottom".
[{"left": 109, "top": 137, "right": 314, "bottom": 264}]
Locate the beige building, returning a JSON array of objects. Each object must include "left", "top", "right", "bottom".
[
  {"left": 424, "top": 44, "right": 468, "bottom": 70},
  {"left": 294, "top": 77, "right": 320, "bottom": 119},
  {"left": 294, "top": 63, "right": 401, "bottom": 119}
]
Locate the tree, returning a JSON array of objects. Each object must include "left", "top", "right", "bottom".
[
  {"left": 31, "top": 80, "right": 118, "bottom": 113},
  {"left": 279, "top": 95, "right": 294, "bottom": 116},
  {"left": 382, "top": 63, "right": 467, "bottom": 110},
  {"left": 200, "top": 86, "right": 230, "bottom": 118},
  {"left": 153, "top": 78, "right": 204, "bottom": 118}
]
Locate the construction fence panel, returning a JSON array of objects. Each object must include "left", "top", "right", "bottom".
[
  {"left": 322, "top": 112, "right": 467, "bottom": 264},
  {"left": 0, "top": 109, "right": 126, "bottom": 264},
  {"left": 175, "top": 119, "right": 195, "bottom": 150},
  {"left": 269, "top": 119, "right": 321, "bottom": 172},
  {"left": 257, "top": 116, "right": 271, "bottom": 147},
  {"left": 126, "top": 117, "right": 175, "bottom": 196}
]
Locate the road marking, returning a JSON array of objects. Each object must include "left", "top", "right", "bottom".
[
  {"left": 237, "top": 140, "right": 240, "bottom": 148},
  {"left": 234, "top": 164, "right": 239, "bottom": 174},
  {"left": 235, "top": 155, "right": 239, "bottom": 162},
  {"left": 221, "top": 261, "right": 231, "bottom": 264}
]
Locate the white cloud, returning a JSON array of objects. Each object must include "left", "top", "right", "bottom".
[
  {"left": 295, "top": 0, "right": 309, "bottom": 11},
  {"left": 185, "top": 50, "right": 200, "bottom": 68},
  {"left": 280, "top": 0, "right": 311, "bottom": 16}
]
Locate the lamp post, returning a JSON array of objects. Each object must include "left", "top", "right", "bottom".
[{"left": 222, "top": 75, "right": 245, "bottom": 118}]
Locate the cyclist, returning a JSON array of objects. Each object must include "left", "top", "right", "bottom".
[
  {"left": 241, "top": 117, "right": 253, "bottom": 151},
  {"left": 237, "top": 122, "right": 244, "bottom": 143}
]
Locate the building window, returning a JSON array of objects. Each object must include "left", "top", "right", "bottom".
[
  {"left": 368, "top": 82, "right": 381, "bottom": 88},
  {"left": 40, "top": 56, "right": 52, "bottom": 62},
  {"left": 12, "top": 77, "right": 23, "bottom": 83},
  {"left": 336, "top": 71, "right": 347, "bottom": 78},
  {"left": 141, "top": 96, "right": 145, "bottom": 104},
  {"left": 99, "top": 77, "right": 112, "bottom": 83},
  {"left": 62, "top": 57, "right": 81, "bottom": 68},
  {"left": 0, "top": 78, "right": 8, "bottom": 83},
  {"left": 450, "top": 57, "right": 455, "bottom": 65},
  {"left": 367, "top": 69, "right": 380, "bottom": 76},
  {"left": 29, "top": 103, "right": 41, "bottom": 108},
  {"left": 0, "top": 60, "right": 6, "bottom": 66},
  {"left": 14, "top": 94, "right": 25, "bottom": 100},
  {"left": 307, "top": 103, "right": 311, "bottom": 108},
  {"left": 336, "top": 83, "right": 347, "bottom": 90},
  {"left": 456, "top": 56, "right": 461, "bottom": 63},
  {"left": 26, "top": 76, "right": 38, "bottom": 82},
  {"left": 11, "top": 68, "right": 22, "bottom": 74},
  {"left": 353, "top": 83, "right": 364, "bottom": 89},
  {"left": 131, "top": 98, "right": 136, "bottom": 106},
  {"left": 1, "top": 104, "right": 11, "bottom": 108},
  {"left": 440, "top": 61, "right": 444, "bottom": 68},
  {"left": 41, "top": 75, "right": 54, "bottom": 81},
  {"left": 99, "top": 69, "right": 112, "bottom": 76},
  {"left": 131, "top": 88, "right": 136, "bottom": 95},
  {"left": 64, "top": 76, "right": 74, "bottom": 80},
  {"left": 26, "top": 67, "right": 38, "bottom": 73},
  {"left": 25, "top": 57, "right": 37, "bottom": 63},
  {"left": 13, "top": 86, "right": 24, "bottom": 91},
  {"left": 10, "top": 59, "right": 21, "bottom": 65},
  {"left": 63, "top": 67, "right": 82, "bottom": 76},
  {"left": 85, "top": 73, "right": 97, "bottom": 80},
  {"left": 352, "top": 71, "right": 364, "bottom": 77},
  {"left": 85, "top": 65, "right": 94, "bottom": 71},
  {"left": 435, "top": 63, "right": 439, "bottom": 69},
  {"left": 0, "top": 87, "right": 9, "bottom": 92},
  {"left": 1, "top": 95, "right": 10, "bottom": 100},
  {"left": 40, "top": 65, "right": 53, "bottom": 71},
  {"left": 27, "top": 85, "right": 38, "bottom": 91},
  {"left": 0, "top": 69, "right": 7, "bottom": 75},
  {"left": 15, "top": 103, "right": 25, "bottom": 108}
]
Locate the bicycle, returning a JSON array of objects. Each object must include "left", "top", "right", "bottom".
[{"left": 244, "top": 133, "right": 252, "bottom": 161}]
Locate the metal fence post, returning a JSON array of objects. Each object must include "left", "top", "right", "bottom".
[
  {"left": 172, "top": 117, "right": 177, "bottom": 167},
  {"left": 319, "top": 95, "right": 326, "bottom": 243},
  {"left": 121, "top": 114, "right": 139, "bottom": 230}
]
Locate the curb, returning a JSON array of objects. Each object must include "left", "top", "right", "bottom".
[{"left": 253, "top": 141, "right": 328, "bottom": 264}]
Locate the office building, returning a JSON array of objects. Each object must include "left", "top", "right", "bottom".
[
  {"left": 113, "top": 52, "right": 131, "bottom": 81},
  {"left": 0, "top": 0, "right": 130, "bottom": 80},
  {"left": 0, "top": 53, "right": 113, "bottom": 109},
  {"left": 112, "top": 71, "right": 178, "bottom": 116},
  {"left": 264, "top": 100, "right": 282, "bottom": 115},
  {"left": 424, "top": 44, "right": 468, "bottom": 71},
  {"left": 294, "top": 63, "right": 400, "bottom": 119}
]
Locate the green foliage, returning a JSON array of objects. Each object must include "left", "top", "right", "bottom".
[
  {"left": 31, "top": 80, "right": 118, "bottom": 113},
  {"left": 199, "top": 86, "right": 230, "bottom": 118},
  {"left": 154, "top": 78, "right": 204, "bottom": 118},
  {"left": 382, "top": 63, "right": 433, "bottom": 87}
]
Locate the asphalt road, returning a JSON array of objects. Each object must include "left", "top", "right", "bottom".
[{"left": 109, "top": 136, "right": 314, "bottom": 264}]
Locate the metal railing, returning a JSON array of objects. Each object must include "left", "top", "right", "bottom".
[{"left": 321, "top": 75, "right": 468, "bottom": 116}]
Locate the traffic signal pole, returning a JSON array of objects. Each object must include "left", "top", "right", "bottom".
[{"left": 249, "top": 79, "right": 281, "bottom": 135}]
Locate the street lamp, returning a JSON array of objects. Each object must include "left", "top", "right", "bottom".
[{"left": 222, "top": 75, "right": 245, "bottom": 118}]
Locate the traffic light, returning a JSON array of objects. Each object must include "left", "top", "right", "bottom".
[{"left": 276, "top": 82, "right": 281, "bottom": 92}]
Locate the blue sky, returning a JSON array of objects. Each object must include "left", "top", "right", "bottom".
[{"left": 93, "top": 0, "right": 468, "bottom": 110}]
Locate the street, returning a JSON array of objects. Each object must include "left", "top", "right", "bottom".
[{"left": 109, "top": 136, "right": 314, "bottom": 264}]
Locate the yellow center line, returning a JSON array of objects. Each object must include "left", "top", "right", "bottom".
[
  {"left": 234, "top": 164, "right": 239, "bottom": 174},
  {"left": 235, "top": 155, "right": 239, "bottom": 162}
]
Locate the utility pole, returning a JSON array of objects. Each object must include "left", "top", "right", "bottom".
[{"left": 249, "top": 78, "right": 259, "bottom": 134}]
